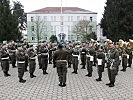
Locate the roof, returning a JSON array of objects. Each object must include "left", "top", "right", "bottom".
[{"left": 28, "top": 7, "right": 97, "bottom": 14}]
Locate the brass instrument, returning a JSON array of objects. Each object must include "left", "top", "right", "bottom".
[
  {"left": 118, "top": 39, "right": 127, "bottom": 54},
  {"left": 128, "top": 39, "right": 133, "bottom": 50}
]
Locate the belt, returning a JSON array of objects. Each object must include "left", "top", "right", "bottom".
[
  {"left": 86, "top": 55, "right": 90, "bottom": 58},
  {"left": 72, "top": 55, "right": 78, "bottom": 57},
  {"left": 30, "top": 57, "right": 36, "bottom": 60},
  {"left": 56, "top": 60, "right": 67, "bottom": 62},
  {"left": 18, "top": 61, "right": 25, "bottom": 63},
  {"left": 41, "top": 53, "right": 48, "bottom": 55},
  {"left": 1, "top": 57, "right": 9, "bottom": 60}
]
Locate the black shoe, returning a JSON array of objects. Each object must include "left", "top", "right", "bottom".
[
  {"left": 13, "top": 66, "right": 16, "bottom": 68},
  {"left": 6, "top": 73, "right": 11, "bottom": 76},
  {"left": 68, "top": 66, "right": 71, "bottom": 68},
  {"left": 88, "top": 74, "right": 92, "bottom": 77},
  {"left": 81, "top": 67, "right": 85, "bottom": 69},
  {"left": 96, "top": 78, "right": 102, "bottom": 81},
  {"left": 106, "top": 83, "right": 111, "bottom": 86},
  {"left": 39, "top": 67, "right": 42, "bottom": 69},
  {"left": 30, "top": 74, "right": 36, "bottom": 78},
  {"left": 19, "top": 79, "right": 26, "bottom": 83},
  {"left": 109, "top": 83, "right": 115, "bottom": 87},
  {"left": 121, "top": 69, "right": 126, "bottom": 72},
  {"left": 43, "top": 71, "right": 48, "bottom": 75},
  {"left": 58, "top": 83, "right": 62, "bottom": 87},
  {"left": 32, "top": 74, "right": 36, "bottom": 77},
  {"left": 75, "top": 72, "right": 78, "bottom": 74},
  {"left": 53, "top": 65, "right": 56, "bottom": 68},
  {"left": 49, "top": 62, "right": 52, "bottom": 64},
  {"left": 128, "top": 65, "right": 131, "bottom": 67},
  {"left": 85, "top": 74, "right": 89, "bottom": 76},
  {"left": 62, "top": 83, "right": 66, "bottom": 87},
  {"left": 72, "top": 71, "right": 75, "bottom": 74},
  {"left": 80, "top": 63, "right": 83, "bottom": 65},
  {"left": 4, "top": 74, "right": 8, "bottom": 77},
  {"left": 4, "top": 72, "right": 10, "bottom": 77},
  {"left": 25, "top": 69, "right": 28, "bottom": 72}
]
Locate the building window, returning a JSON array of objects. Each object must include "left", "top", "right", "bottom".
[
  {"left": 60, "top": 16, "right": 64, "bottom": 21},
  {"left": 31, "top": 26, "right": 34, "bottom": 31},
  {"left": 77, "top": 16, "right": 80, "bottom": 21},
  {"left": 77, "top": 34, "right": 80, "bottom": 41},
  {"left": 71, "top": 26, "right": 73, "bottom": 31},
  {"left": 83, "top": 16, "right": 86, "bottom": 20},
  {"left": 90, "top": 17, "right": 93, "bottom": 22},
  {"left": 68, "top": 26, "right": 70, "bottom": 32},
  {"left": 51, "top": 26, "right": 54, "bottom": 31},
  {"left": 54, "top": 26, "right": 56, "bottom": 31},
  {"left": 51, "top": 16, "right": 53, "bottom": 21},
  {"left": 32, "top": 37, "right": 35, "bottom": 40},
  {"left": 44, "top": 16, "right": 47, "bottom": 21},
  {"left": 68, "top": 16, "right": 70, "bottom": 21},
  {"left": 31, "top": 17, "right": 34, "bottom": 22},
  {"left": 54, "top": 16, "right": 56, "bottom": 21},
  {"left": 61, "top": 26, "right": 63, "bottom": 31},
  {"left": 43, "top": 26, "right": 47, "bottom": 32},
  {"left": 68, "top": 35, "right": 71, "bottom": 40},
  {"left": 71, "top": 16, "right": 73, "bottom": 21}
]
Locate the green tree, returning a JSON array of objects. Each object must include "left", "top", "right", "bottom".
[
  {"left": 13, "top": 1, "right": 27, "bottom": 31},
  {"left": 49, "top": 35, "right": 57, "bottom": 43},
  {"left": 0, "top": 0, "right": 19, "bottom": 42},
  {"left": 101, "top": 0, "right": 133, "bottom": 41}
]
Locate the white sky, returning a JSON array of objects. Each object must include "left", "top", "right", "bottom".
[{"left": 11, "top": 0, "right": 107, "bottom": 23}]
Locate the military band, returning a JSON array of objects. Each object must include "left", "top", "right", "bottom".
[{"left": 0, "top": 39, "right": 133, "bottom": 88}]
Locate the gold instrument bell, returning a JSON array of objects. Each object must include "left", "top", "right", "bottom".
[{"left": 129, "top": 39, "right": 133, "bottom": 49}]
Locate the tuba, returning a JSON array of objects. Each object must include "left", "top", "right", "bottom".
[
  {"left": 128, "top": 39, "right": 133, "bottom": 50},
  {"left": 118, "top": 39, "right": 127, "bottom": 54}
]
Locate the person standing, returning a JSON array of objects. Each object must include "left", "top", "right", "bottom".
[
  {"left": 16, "top": 44, "right": 26, "bottom": 83},
  {"left": 86, "top": 46, "right": 95, "bottom": 77},
  {"left": 96, "top": 48, "right": 105, "bottom": 81},
  {"left": 126, "top": 44, "right": 132, "bottom": 68},
  {"left": 27, "top": 45, "right": 36, "bottom": 78},
  {"left": 53, "top": 43, "right": 68, "bottom": 87},
  {"left": 23, "top": 45, "right": 29, "bottom": 72},
  {"left": 80, "top": 44, "right": 87, "bottom": 69},
  {"left": 106, "top": 44, "right": 119, "bottom": 87},
  {"left": 0, "top": 45, "right": 11, "bottom": 77},
  {"left": 72, "top": 46, "right": 79, "bottom": 74},
  {"left": 40, "top": 44, "right": 49, "bottom": 75},
  {"left": 8, "top": 41, "right": 17, "bottom": 68}
]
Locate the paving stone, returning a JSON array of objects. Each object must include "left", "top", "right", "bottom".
[{"left": 0, "top": 60, "right": 133, "bottom": 99}]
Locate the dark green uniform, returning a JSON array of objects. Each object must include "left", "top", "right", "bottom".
[
  {"left": 106, "top": 48, "right": 119, "bottom": 87},
  {"left": 66, "top": 46, "right": 72, "bottom": 68},
  {"left": 38, "top": 44, "right": 42, "bottom": 69},
  {"left": 48, "top": 45, "right": 53, "bottom": 64},
  {"left": 8, "top": 45, "right": 16, "bottom": 68},
  {"left": 121, "top": 53, "right": 127, "bottom": 71},
  {"left": 72, "top": 47, "right": 79, "bottom": 74},
  {"left": 96, "top": 50, "right": 105, "bottom": 81},
  {"left": 80, "top": 47, "right": 87, "bottom": 69},
  {"left": 27, "top": 47, "right": 36, "bottom": 78},
  {"left": 16, "top": 47, "right": 26, "bottom": 83},
  {"left": 40, "top": 45, "right": 49, "bottom": 74},
  {"left": 0, "top": 46, "right": 10, "bottom": 77},
  {"left": 86, "top": 47, "right": 95, "bottom": 77},
  {"left": 126, "top": 48, "right": 132, "bottom": 67},
  {"left": 23, "top": 46, "right": 28, "bottom": 72},
  {"left": 53, "top": 45, "right": 68, "bottom": 87}
]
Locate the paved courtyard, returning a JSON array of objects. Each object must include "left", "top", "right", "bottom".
[{"left": 0, "top": 61, "right": 133, "bottom": 100}]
